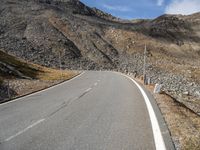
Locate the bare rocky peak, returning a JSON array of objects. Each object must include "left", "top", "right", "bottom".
[
  {"left": 139, "top": 13, "right": 200, "bottom": 44},
  {"left": 34, "top": 0, "right": 116, "bottom": 20}
]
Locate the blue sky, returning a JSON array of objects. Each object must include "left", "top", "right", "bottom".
[{"left": 80, "top": 0, "right": 200, "bottom": 19}]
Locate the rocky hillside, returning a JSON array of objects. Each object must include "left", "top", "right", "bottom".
[
  {"left": 0, "top": 0, "right": 200, "bottom": 113},
  {"left": 0, "top": 0, "right": 199, "bottom": 69},
  {"left": 0, "top": 0, "right": 121, "bottom": 70},
  {"left": 0, "top": 0, "right": 199, "bottom": 68}
]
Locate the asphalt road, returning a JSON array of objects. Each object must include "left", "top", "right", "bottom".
[{"left": 0, "top": 71, "right": 174, "bottom": 150}]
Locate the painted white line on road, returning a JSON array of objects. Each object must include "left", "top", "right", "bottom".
[
  {"left": 85, "top": 88, "right": 92, "bottom": 92},
  {"left": 122, "top": 74, "right": 166, "bottom": 150},
  {"left": 0, "top": 72, "right": 85, "bottom": 106},
  {"left": 5, "top": 119, "right": 45, "bottom": 142}
]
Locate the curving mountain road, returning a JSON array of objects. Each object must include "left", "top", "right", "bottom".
[{"left": 0, "top": 71, "right": 174, "bottom": 150}]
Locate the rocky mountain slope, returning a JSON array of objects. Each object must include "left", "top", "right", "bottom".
[
  {"left": 0, "top": 0, "right": 200, "bottom": 113},
  {"left": 0, "top": 0, "right": 121, "bottom": 70}
]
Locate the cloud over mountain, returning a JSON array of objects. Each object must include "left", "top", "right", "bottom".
[{"left": 165, "top": 0, "right": 200, "bottom": 15}]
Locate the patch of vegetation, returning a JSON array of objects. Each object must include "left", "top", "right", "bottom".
[
  {"left": 184, "top": 138, "right": 200, "bottom": 150},
  {"left": 0, "top": 50, "right": 77, "bottom": 81},
  {"left": 0, "top": 50, "right": 42, "bottom": 79}
]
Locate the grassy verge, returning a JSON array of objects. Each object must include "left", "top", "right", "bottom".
[
  {"left": 133, "top": 77, "right": 200, "bottom": 150},
  {"left": 0, "top": 50, "right": 77, "bottom": 81},
  {"left": 153, "top": 91, "right": 200, "bottom": 150},
  {"left": 0, "top": 50, "right": 78, "bottom": 102}
]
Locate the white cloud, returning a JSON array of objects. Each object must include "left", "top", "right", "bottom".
[
  {"left": 165, "top": 0, "right": 200, "bottom": 15},
  {"left": 102, "top": 4, "right": 131, "bottom": 12},
  {"left": 157, "top": 0, "right": 164, "bottom": 6}
]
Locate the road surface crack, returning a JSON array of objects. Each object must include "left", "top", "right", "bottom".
[{"left": 47, "top": 88, "right": 93, "bottom": 118}]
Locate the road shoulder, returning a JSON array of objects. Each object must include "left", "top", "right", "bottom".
[{"left": 120, "top": 73, "right": 175, "bottom": 150}]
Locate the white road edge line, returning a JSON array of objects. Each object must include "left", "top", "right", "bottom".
[
  {"left": 5, "top": 119, "right": 45, "bottom": 142},
  {"left": 122, "top": 73, "right": 166, "bottom": 150},
  {"left": 0, "top": 72, "right": 85, "bottom": 106}
]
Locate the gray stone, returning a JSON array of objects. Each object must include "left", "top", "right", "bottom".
[
  {"left": 183, "top": 91, "right": 189, "bottom": 95},
  {"left": 154, "top": 84, "right": 163, "bottom": 94}
]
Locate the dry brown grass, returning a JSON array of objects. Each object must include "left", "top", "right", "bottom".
[
  {"left": 36, "top": 67, "right": 77, "bottom": 81},
  {"left": 104, "top": 28, "right": 153, "bottom": 54},
  {"left": 146, "top": 84, "right": 200, "bottom": 150},
  {"left": 0, "top": 50, "right": 78, "bottom": 102},
  {"left": 132, "top": 77, "right": 200, "bottom": 150},
  {"left": 0, "top": 50, "right": 77, "bottom": 81},
  {"left": 154, "top": 93, "right": 200, "bottom": 150}
]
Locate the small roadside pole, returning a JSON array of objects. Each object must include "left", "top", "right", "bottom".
[
  {"left": 143, "top": 44, "right": 147, "bottom": 85},
  {"left": 58, "top": 51, "right": 63, "bottom": 80},
  {"left": 7, "top": 80, "right": 10, "bottom": 100},
  {"left": 5, "top": 50, "right": 11, "bottom": 99}
]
